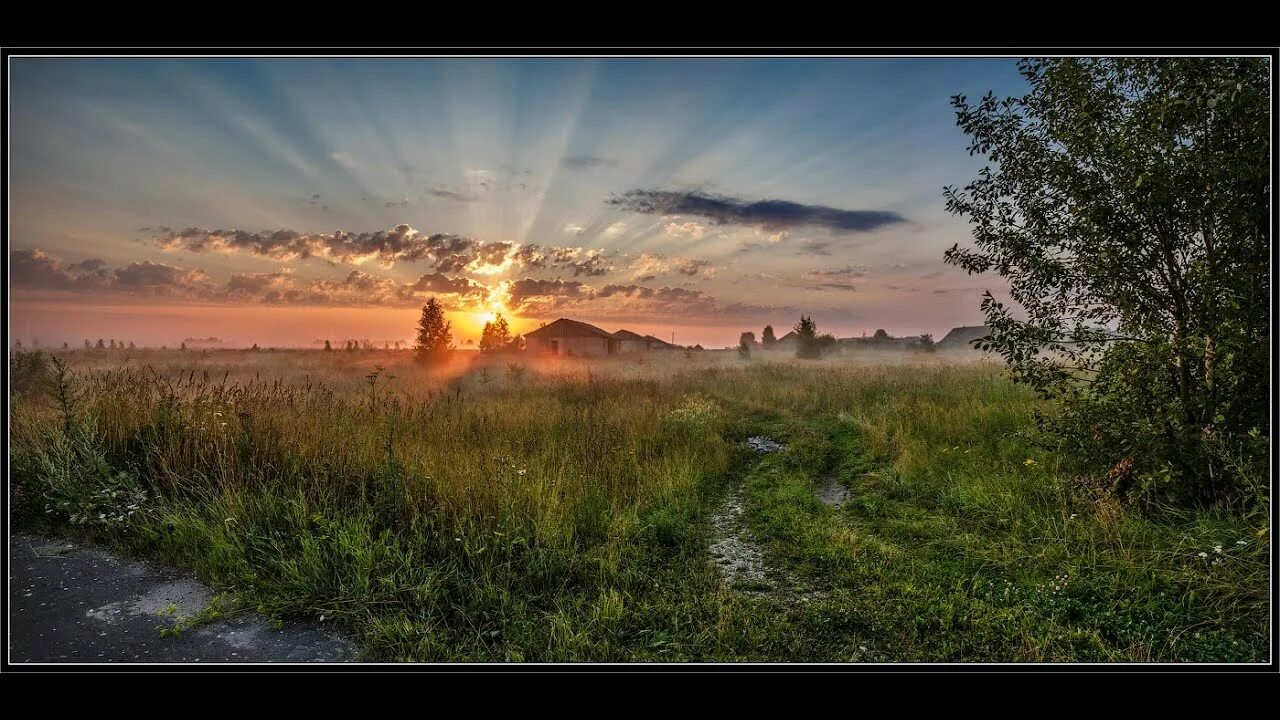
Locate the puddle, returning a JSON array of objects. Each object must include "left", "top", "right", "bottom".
[
  {"left": 707, "top": 489, "right": 771, "bottom": 593},
  {"left": 746, "top": 436, "right": 785, "bottom": 454},
  {"left": 86, "top": 579, "right": 213, "bottom": 625},
  {"left": 27, "top": 538, "right": 77, "bottom": 557},
  {"left": 815, "top": 477, "right": 853, "bottom": 506}
]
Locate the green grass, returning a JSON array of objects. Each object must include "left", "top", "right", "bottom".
[{"left": 9, "top": 348, "right": 1269, "bottom": 661}]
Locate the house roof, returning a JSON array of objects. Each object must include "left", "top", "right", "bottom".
[
  {"left": 642, "top": 335, "right": 675, "bottom": 348},
  {"left": 613, "top": 329, "right": 649, "bottom": 341},
  {"left": 938, "top": 325, "right": 991, "bottom": 347},
  {"left": 777, "top": 331, "right": 798, "bottom": 341},
  {"left": 524, "top": 318, "right": 617, "bottom": 340}
]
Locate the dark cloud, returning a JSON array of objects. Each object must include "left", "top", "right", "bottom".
[
  {"left": 226, "top": 271, "right": 293, "bottom": 296},
  {"left": 156, "top": 224, "right": 475, "bottom": 269},
  {"left": 10, "top": 249, "right": 200, "bottom": 295},
  {"left": 385, "top": 199, "right": 409, "bottom": 208},
  {"left": 800, "top": 241, "right": 832, "bottom": 256},
  {"left": 804, "top": 265, "right": 866, "bottom": 279},
  {"left": 426, "top": 188, "right": 477, "bottom": 203},
  {"left": 567, "top": 253, "right": 611, "bottom": 277},
  {"left": 112, "top": 261, "right": 208, "bottom": 293},
  {"left": 513, "top": 244, "right": 547, "bottom": 270},
  {"left": 673, "top": 258, "right": 713, "bottom": 276},
  {"left": 474, "top": 241, "right": 514, "bottom": 266},
  {"left": 411, "top": 272, "right": 487, "bottom": 296},
  {"left": 608, "top": 190, "right": 906, "bottom": 233},
  {"left": 68, "top": 258, "right": 107, "bottom": 274},
  {"left": 10, "top": 249, "right": 489, "bottom": 310},
  {"left": 508, "top": 278, "right": 586, "bottom": 302},
  {"left": 152, "top": 224, "right": 612, "bottom": 278},
  {"left": 563, "top": 154, "right": 617, "bottom": 170},
  {"left": 11, "top": 249, "right": 101, "bottom": 291}
]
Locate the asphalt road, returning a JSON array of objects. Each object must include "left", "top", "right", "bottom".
[{"left": 9, "top": 534, "right": 356, "bottom": 664}]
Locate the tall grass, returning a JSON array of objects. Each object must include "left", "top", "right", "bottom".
[{"left": 9, "top": 348, "right": 1268, "bottom": 661}]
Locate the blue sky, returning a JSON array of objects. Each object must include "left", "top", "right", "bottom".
[{"left": 9, "top": 57, "right": 1029, "bottom": 347}]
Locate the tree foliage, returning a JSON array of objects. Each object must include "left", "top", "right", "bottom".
[
  {"left": 762, "top": 325, "right": 776, "bottom": 346},
  {"left": 479, "top": 314, "right": 524, "bottom": 354},
  {"left": 414, "top": 298, "right": 454, "bottom": 365},
  {"left": 794, "top": 316, "right": 820, "bottom": 359},
  {"left": 943, "top": 57, "right": 1268, "bottom": 505}
]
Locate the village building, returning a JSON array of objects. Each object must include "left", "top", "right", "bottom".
[
  {"left": 612, "top": 329, "right": 653, "bottom": 353},
  {"left": 937, "top": 325, "right": 991, "bottom": 351},
  {"left": 641, "top": 335, "right": 677, "bottom": 350},
  {"left": 524, "top": 319, "right": 619, "bottom": 357},
  {"left": 773, "top": 331, "right": 798, "bottom": 351}
]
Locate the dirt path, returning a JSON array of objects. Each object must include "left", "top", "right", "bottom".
[
  {"left": 8, "top": 535, "right": 355, "bottom": 663},
  {"left": 708, "top": 438, "right": 826, "bottom": 602}
]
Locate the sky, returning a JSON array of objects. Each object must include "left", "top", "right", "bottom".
[{"left": 8, "top": 57, "right": 1030, "bottom": 348}]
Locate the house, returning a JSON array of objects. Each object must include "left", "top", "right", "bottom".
[
  {"left": 937, "top": 325, "right": 991, "bottom": 351},
  {"left": 773, "top": 331, "right": 798, "bottom": 351},
  {"left": 642, "top": 334, "right": 677, "bottom": 350},
  {"left": 612, "top": 329, "right": 652, "bottom": 354},
  {"left": 524, "top": 319, "right": 619, "bottom": 357}
]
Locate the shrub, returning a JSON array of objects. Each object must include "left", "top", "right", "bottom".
[{"left": 16, "top": 417, "right": 151, "bottom": 530}]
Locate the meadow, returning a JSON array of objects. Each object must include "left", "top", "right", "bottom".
[{"left": 8, "top": 346, "right": 1270, "bottom": 662}]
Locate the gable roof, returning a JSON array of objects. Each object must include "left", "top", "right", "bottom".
[
  {"left": 642, "top": 335, "right": 676, "bottom": 348},
  {"left": 938, "top": 325, "right": 991, "bottom": 348},
  {"left": 524, "top": 318, "right": 617, "bottom": 341},
  {"left": 612, "top": 329, "right": 649, "bottom": 341},
  {"left": 776, "top": 331, "right": 798, "bottom": 342}
]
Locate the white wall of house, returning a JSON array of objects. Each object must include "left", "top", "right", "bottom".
[
  {"left": 527, "top": 336, "right": 614, "bottom": 357},
  {"left": 615, "top": 339, "right": 650, "bottom": 353}
]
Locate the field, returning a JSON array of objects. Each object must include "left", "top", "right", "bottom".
[{"left": 9, "top": 347, "right": 1270, "bottom": 662}]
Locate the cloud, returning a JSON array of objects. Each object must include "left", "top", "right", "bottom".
[
  {"left": 152, "top": 224, "right": 615, "bottom": 278},
  {"left": 385, "top": 199, "right": 409, "bottom": 208},
  {"left": 505, "top": 279, "right": 791, "bottom": 323},
  {"left": 506, "top": 278, "right": 588, "bottom": 314},
  {"left": 11, "top": 249, "right": 111, "bottom": 291},
  {"left": 411, "top": 272, "right": 487, "bottom": 296},
  {"left": 627, "top": 253, "right": 716, "bottom": 280},
  {"left": 542, "top": 247, "right": 612, "bottom": 277},
  {"left": 608, "top": 190, "right": 906, "bottom": 233},
  {"left": 562, "top": 154, "right": 617, "bottom": 170},
  {"left": 10, "top": 249, "right": 493, "bottom": 310},
  {"left": 426, "top": 188, "right": 477, "bottom": 203},
  {"left": 226, "top": 270, "right": 294, "bottom": 297},
  {"left": 804, "top": 265, "right": 867, "bottom": 279},
  {"left": 11, "top": 249, "right": 206, "bottom": 296},
  {"left": 665, "top": 221, "right": 706, "bottom": 240}
]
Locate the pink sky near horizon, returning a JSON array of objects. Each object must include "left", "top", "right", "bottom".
[{"left": 8, "top": 296, "right": 992, "bottom": 350}]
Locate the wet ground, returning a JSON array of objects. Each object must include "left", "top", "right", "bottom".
[
  {"left": 814, "top": 476, "right": 853, "bottom": 506},
  {"left": 707, "top": 488, "right": 771, "bottom": 592},
  {"left": 707, "top": 438, "right": 827, "bottom": 603},
  {"left": 9, "top": 535, "right": 356, "bottom": 663}
]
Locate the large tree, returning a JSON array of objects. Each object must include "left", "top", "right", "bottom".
[
  {"left": 794, "top": 316, "right": 820, "bottom": 359},
  {"left": 414, "top": 297, "right": 454, "bottom": 365},
  {"left": 762, "top": 325, "right": 777, "bottom": 347},
  {"left": 479, "top": 314, "right": 515, "bottom": 353},
  {"left": 944, "top": 57, "right": 1268, "bottom": 504}
]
